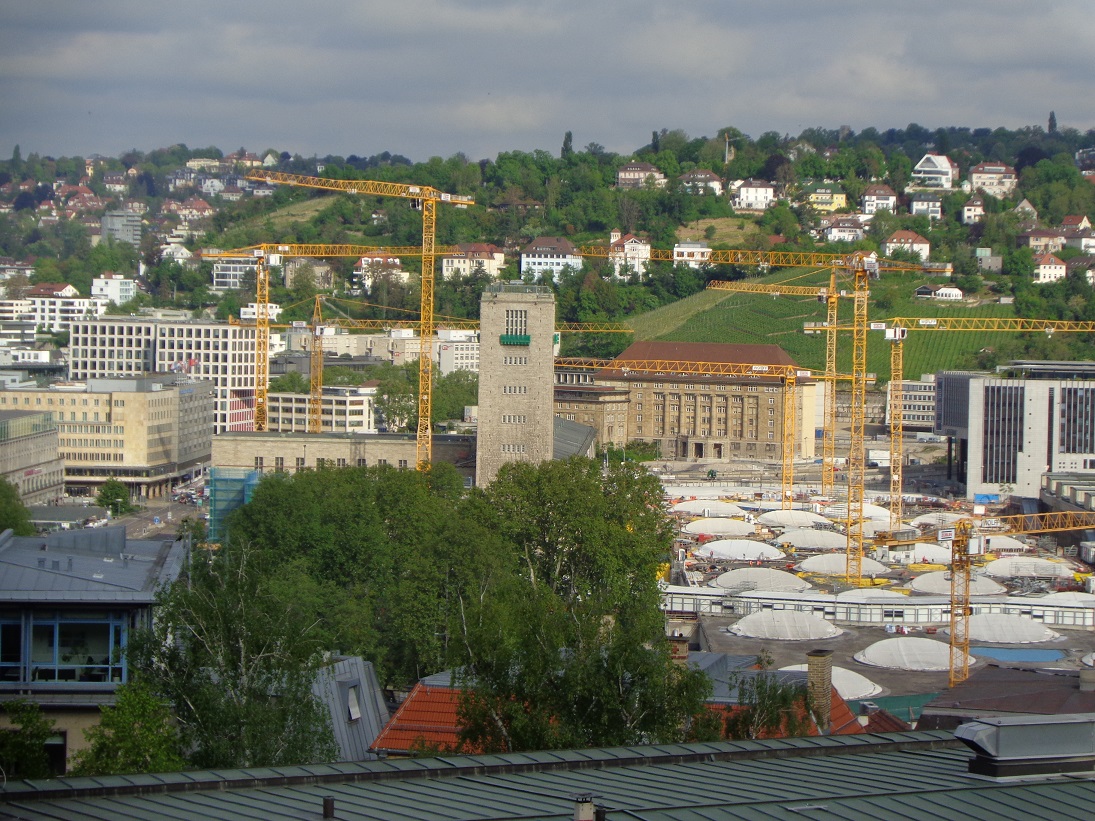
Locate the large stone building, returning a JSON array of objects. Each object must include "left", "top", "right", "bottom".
[
  {"left": 587, "top": 341, "right": 816, "bottom": 462},
  {"left": 553, "top": 370, "right": 630, "bottom": 450},
  {"left": 68, "top": 317, "right": 257, "bottom": 433},
  {"left": 475, "top": 283, "right": 556, "bottom": 485},
  {"left": 935, "top": 362, "right": 1095, "bottom": 499},
  {"left": 0, "top": 376, "right": 214, "bottom": 499},
  {"left": 211, "top": 431, "right": 476, "bottom": 482},
  {"left": 0, "top": 410, "right": 65, "bottom": 505}
]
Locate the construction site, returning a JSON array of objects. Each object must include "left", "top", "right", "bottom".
[{"left": 203, "top": 171, "right": 1095, "bottom": 698}]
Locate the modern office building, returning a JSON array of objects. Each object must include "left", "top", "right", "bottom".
[
  {"left": 68, "top": 317, "right": 257, "bottom": 433},
  {"left": 99, "top": 210, "right": 142, "bottom": 246},
  {"left": 0, "top": 376, "right": 214, "bottom": 499},
  {"left": 885, "top": 373, "right": 937, "bottom": 431},
  {"left": 475, "top": 283, "right": 556, "bottom": 486},
  {"left": 936, "top": 362, "right": 1095, "bottom": 499}
]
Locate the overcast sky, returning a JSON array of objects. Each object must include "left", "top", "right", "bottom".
[{"left": 2, "top": 1, "right": 1092, "bottom": 164}]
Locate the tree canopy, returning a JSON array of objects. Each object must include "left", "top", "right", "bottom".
[{"left": 0, "top": 477, "right": 35, "bottom": 536}]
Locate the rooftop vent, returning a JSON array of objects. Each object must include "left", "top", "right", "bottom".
[{"left": 956, "top": 713, "right": 1095, "bottom": 778}]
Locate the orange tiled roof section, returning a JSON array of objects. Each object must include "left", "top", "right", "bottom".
[{"left": 371, "top": 682, "right": 479, "bottom": 756}]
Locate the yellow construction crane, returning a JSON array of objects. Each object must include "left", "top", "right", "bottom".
[
  {"left": 247, "top": 171, "right": 474, "bottom": 469},
  {"left": 557, "top": 356, "right": 812, "bottom": 506},
  {"left": 688, "top": 250, "right": 939, "bottom": 585},
  {"left": 875, "top": 508, "right": 1095, "bottom": 686},
  {"left": 879, "top": 317, "right": 1095, "bottom": 532}
]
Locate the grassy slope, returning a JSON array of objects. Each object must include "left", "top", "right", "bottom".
[{"left": 628, "top": 268, "right": 1025, "bottom": 381}]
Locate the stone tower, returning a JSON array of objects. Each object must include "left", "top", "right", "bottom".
[{"left": 475, "top": 283, "right": 556, "bottom": 486}]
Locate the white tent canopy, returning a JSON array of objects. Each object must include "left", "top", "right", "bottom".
[
  {"left": 984, "top": 557, "right": 1074, "bottom": 579},
  {"left": 671, "top": 499, "right": 745, "bottom": 517},
  {"left": 779, "top": 664, "right": 882, "bottom": 700},
  {"left": 729, "top": 610, "right": 842, "bottom": 640},
  {"left": 909, "top": 571, "right": 1006, "bottom": 596},
  {"left": 849, "top": 519, "right": 891, "bottom": 537},
  {"left": 696, "top": 539, "right": 784, "bottom": 562},
  {"left": 855, "top": 637, "right": 975, "bottom": 672},
  {"left": 1035, "top": 592, "right": 1095, "bottom": 604},
  {"left": 798, "top": 553, "right": 890, "bottom": 576},
  {"left": 772, "top": 529, "right": 847, "bottom": 551},
  {"left": 757, "top": 510, "right": 831, "bottom": 529},
  {"left": 683, "top": 518, "right": 756, "bottom": 537},
  {"left": 711, "top": 567, "right": 812, "bottom": 593},
  {"left": 951, "top": 614, "right": 1059, "bottom": 644}
]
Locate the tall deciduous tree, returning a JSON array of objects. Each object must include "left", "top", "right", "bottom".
[
  {"left": 453, "top": 458, "right": 711, "bottom": 753},
  {"left": 96, "top": 477, "right": 134, "bottom": 516},
  {"left": 0, "top": 700, "right": 55, "bottom": 778},
  {"left": 129, "top": 541, "right": 337, "bottom": 768}
]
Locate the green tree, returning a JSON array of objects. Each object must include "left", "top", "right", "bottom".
[
  {"left": 721, "top": 665, "right": 814, "bottom": 740},
  {"left": 129, "top": 541, "right": 337, "bottom": 768},
  {"left": 269, "top": 371, "right": 309, "bottom": 393},
  {"left": 0, "top": 699, "right": 55, "bottom": 778},
  {"left": 0, "top": 477, "right": 35, "bottom": 535},
  {"left": 453, "top": 458, "right": 712, "bottom": 753},
  {"left": 96, "top": 477, "right": 134, "bottom": 516},
  {"left": 71, "top": 680, "right": 186, "bottom": 775}
]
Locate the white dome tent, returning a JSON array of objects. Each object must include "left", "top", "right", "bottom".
[
  {"left": 711, "top": 567, "right": 812, "bottom": 593},
  {"left": 798, "top": 553, "right": 890, "bottom": 576},
  {"left": 757, "top": 510, "right": 831, "bottom": 529},
  {"left": 671, "top": 499, "right": 745, "bottom": 518},
  {"left": 951, "top": 614, "right": 1059, "bottom": 644},
  {"left": 729, "top": 610, "right": 842, "bottom": 640},
  {"left": 909, "top": 571, "right": 1006, "bottom": 596},
  {"left": 683, "top": 518, "right": 756, "bottom": 537},
  {"left": 984, "top": 557, "right": 1074, "bottom": 579},
  {"left": 910, "top": 512, "right": 966, "bottom": 528},
  {"left": 855, "top": 637, "right": 975, "bottom": 672},
  {"left": 779, "top": 664, "right": 882, "bottom": 700},
  {"left": 772, "top": 529, "right": 847, "bottom": 551},
  {"left": 836, "top": 588, "right": 908, "bottom": 602},
  {"left": 697, "top": 539, "right": 784, "bottom": 562}
]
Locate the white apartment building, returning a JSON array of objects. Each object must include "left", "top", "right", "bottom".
[
  {"left": 732, "top": 180, "right": 777, "bottom": 210},
  {"left": 911, "top": 153, "right": 961, "bottom": 189},
  {"left": 3, "top": 285, "right": 109, "bottom": 332},
  {"left": 440, "top": 244, "right": 506, "bottom": 280},
  {"left": 91, "top": 274, "right": 138, "bottom": 306},
  {"left": 68, "top": 317, "right": 258, "bottom": 433},
  {"left": 437, "top": 330, "right": 480, "bottom": 375},
  {"left": 672, "top": 242, "right": 712, "bottom": 269},
  {"left": 520, "top": 237, "right": 583, "bottom": 281},
  {"left": 209, "top": 253, "right": 260, "bottom": 291},
  {"left": 968, "top": 162, "right": 1018, "bottom": 197},
  {"left": 885, "top": 373, "right": 936, "bottom": 431},
  {"left": 266, "top": 383, "right": 377, "bottom": 434}
]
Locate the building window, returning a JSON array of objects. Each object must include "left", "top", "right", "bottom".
[
  {"left": 296, "top": 457, "right": 305, "bottom": 469},
  {"left": 274, "top": 456, "right": 285, "bottom": 471},
  {"left": 254, "top": 456, "right": 264, "bottom": 469},
  {"left": 398, "top": 459, "right": 408, "bottom": 469},
  {"left": 505, "top": 309, "right": 528, "bottom": 336}
]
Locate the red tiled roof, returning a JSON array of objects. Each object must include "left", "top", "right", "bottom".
[
  {"left": 371, "top": 683, "right": 478, "bottom": 755},
  {"left": 862, "top": 709, "right": 910, "bottom": 734}
]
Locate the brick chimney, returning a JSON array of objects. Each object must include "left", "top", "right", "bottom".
[
  {"left": 806, "top": 649, "right": 833, "bottom": 735},
  {"left": 667, "top": 632, "right": 690, "bottom": 666}
]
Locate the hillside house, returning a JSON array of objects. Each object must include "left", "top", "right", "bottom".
[
  {"left": 1034, "top": 253, "right": 1067, "bottom": 284},
  {"left": 608, "top": 229, "right": 652, "bottom": 277},
  {"left": 912, "top": 153, "right": 960, "bottom": 189},
  {"left": 678, "top": 169, "right": 724, "bottom": 196},
  {"left": 961, "top": 196, "right": 985, "bottom": 225},
  {"left": 882, "top": 230, "right": 931, "bottom": 260},
  {"left": 861, "top": 184, "right": 897, "bottom": 214},
  {"left": 616, "top": 162, "right": 667, "bottom": 190},
  {"left": 440, "top": 243, "right": 506, "bottom": 279},
  {"left": 732, "top": 179, "right": 777, "bottom": 210},
  {"left": 968, "top": 162, "right": 1018, "bottom": 197},
  {"left": 1019, "top": 229, "right": 1066, "bottom": 254},
  {"left": 1062, "top": 215, "right": 1092, "bottom": 231},
  {"left": 801, "top": 182, "right": 846, "bottom": 212},
  {"left": 824, "top": 217, "right": 867, "bottom": 243},
  {"left": 672, "top": 242, "right": 712, "bottom": 269},
  {"left": 910, "top": 192, "right": 943, "bottom": 220},
  {"left": 520, "top": 236, "right": 583, "bottom": 281}
]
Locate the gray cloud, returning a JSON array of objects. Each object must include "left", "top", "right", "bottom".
[{"left": 1, "top": 1, "right": 1092, "bottom": 162}]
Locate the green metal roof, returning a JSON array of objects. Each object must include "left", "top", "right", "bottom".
[{"left": 2, "top": 731, "right": 1094, "bottom": 820}]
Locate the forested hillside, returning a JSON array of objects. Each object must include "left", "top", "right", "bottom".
[{"left": 3, "top": 119, "right": 1095, "bottom": 365}]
